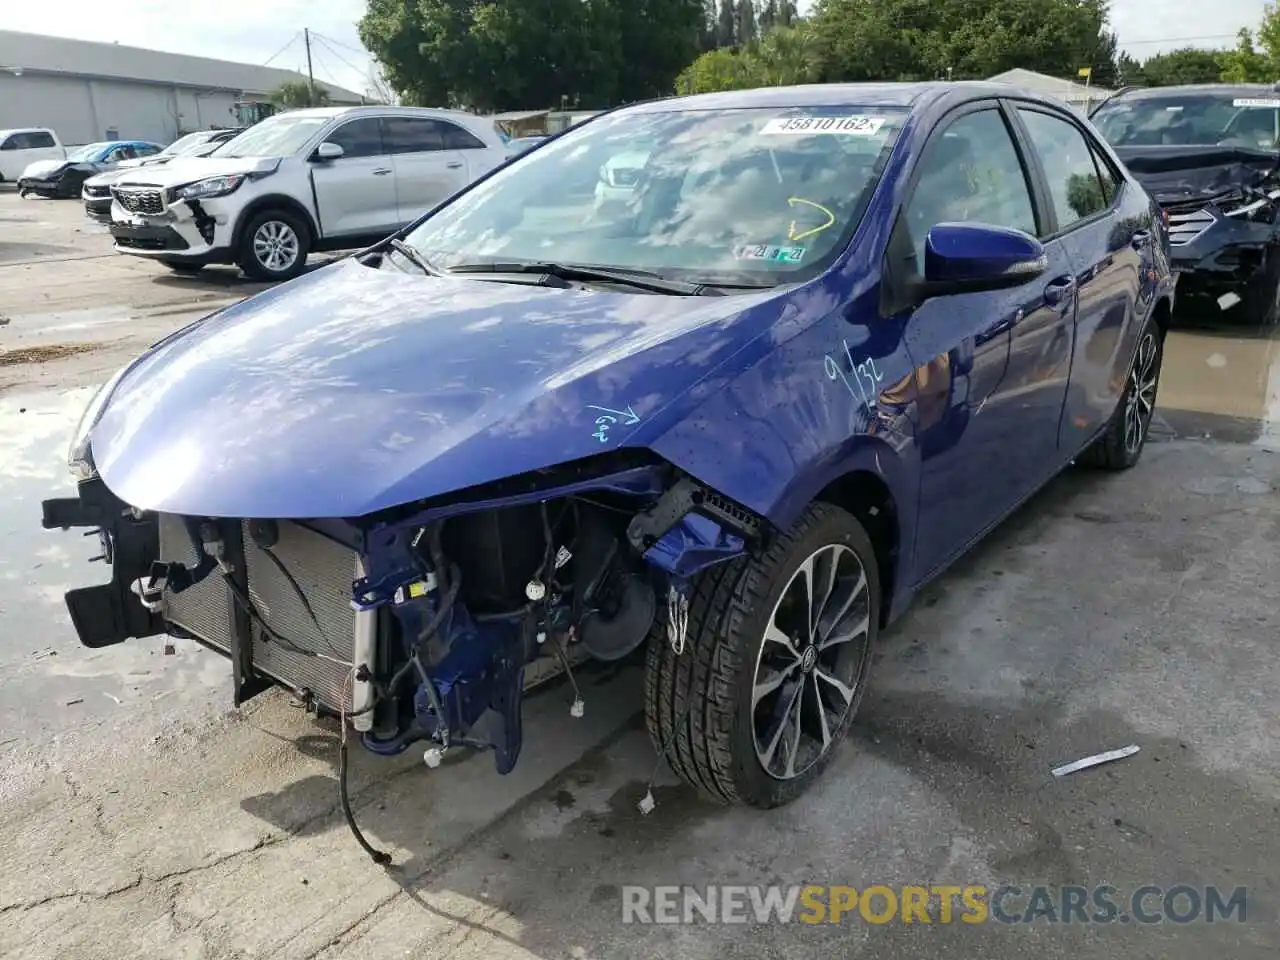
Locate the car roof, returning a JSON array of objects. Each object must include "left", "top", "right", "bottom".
[
  {"left": 0, "top": 127, "right": 54, "bottom": 135},
  {"left": 625, "top": 81, "right": 1076, "bottom": 114},
  {"left": 278, "top": 105, "right": 490, "bottom": 123},
  {"left": 1109, "top": 83, "right": 1280, "bottom": 100}
]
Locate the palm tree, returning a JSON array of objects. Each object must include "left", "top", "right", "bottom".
[{"left": 272, "top": 80, "right": 331, "bottom": 109}]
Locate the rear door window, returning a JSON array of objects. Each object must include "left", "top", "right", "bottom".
[
  {"left": 28, "top": 131, "right": 56, "bottom": 148},
  {"left": 438, "top": 122, "right": 486, "bottom": 150},
  {"left": 382, "top": 117, "right": 445, "bottom": 154},
  {"left": 1016, "top": 108, "right": 1112, "bottom": 232}
]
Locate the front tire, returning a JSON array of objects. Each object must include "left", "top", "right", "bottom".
[
  {"left": 1080, "top": 314, "right": 1163, "bottom": 470},
  {"left": 644, "top": 502, "right": 879, "bottom": 808},
  {"left": 236, "top": 209, "right": 310, "bottom": 282}
]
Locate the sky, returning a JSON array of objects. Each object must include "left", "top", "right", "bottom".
[{"left": 0, "top": 0, "right": 1274, "bottom": 98}]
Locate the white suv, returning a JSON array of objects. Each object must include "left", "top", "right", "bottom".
[
  {"left": 0, "top": 128, "right": 65, "bottom": 182},
  {"left": 107, "top": 106, "right": 508, "bottom": 280}
]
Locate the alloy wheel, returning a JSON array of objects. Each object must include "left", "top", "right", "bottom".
[
  {"left": 1123, "top": 331, "right": 1159, "bottom": 455},
  {"left": 751, "top": 543, "right": 871, "bottom": 780},
  {"left": 253, "top": 220, "right": 300, "bottom": 273}
]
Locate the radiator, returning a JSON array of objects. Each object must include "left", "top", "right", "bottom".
[
  {"left": 158, "top": 514, "right": 355, "bottom": 711},
  {"left": 156, "top": 515, "right": 580, "bottom": 712}
]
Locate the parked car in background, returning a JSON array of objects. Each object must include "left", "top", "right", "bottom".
[
  {"left": 1092, "top": 83, "right": 1280, "bottom": 323},
  {"left": 83, "top": 129, "right": 243, "bottom": 223},
  {"left": 18, "top": 141, "right": 164, "bottom": 199},
  {"left": 107, "top": 106, "right": 510, "bottom": 280},
  {"left": 593, "top": 136, "right": 657, "bottom": 216},
  {"left": 44, "top": 83, "right": 1174, "bottom": 849},
  {"left": 0, "top": 128, "right": 65, "bottom": 183},
  {"left": 507, "top": 135, "right": 547, "bottom": 155}
]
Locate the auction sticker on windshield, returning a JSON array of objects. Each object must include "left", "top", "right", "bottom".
[
  {"left": 760, "top": 116, "right": 886, "bottom": 136},
  {"left": 1233, "top": 98, "right": 1280, "bottom": 108}
]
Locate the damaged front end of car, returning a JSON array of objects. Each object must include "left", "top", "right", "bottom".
[
  {"left": 1117, "top": 145, "right": 1280, "bottom": 317},
  {"left": 43, "top": 438, "right": 764, "bottom": 857}
]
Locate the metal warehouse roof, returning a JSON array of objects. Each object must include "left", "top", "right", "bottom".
[
  {"left": 987, "top": 67, "right": 1114, "bottom": 100},
  {"left": 0, "top": 29, "right": 365, "bottom": 102}
]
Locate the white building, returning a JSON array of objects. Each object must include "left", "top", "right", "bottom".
[
  {"left": 0, "top": 30, "right": 365, "bottom": 146},
  {"left": 987, "top": 67, "right": 1115, "bottom": 114}
]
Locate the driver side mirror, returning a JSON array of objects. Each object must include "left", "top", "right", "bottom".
[
  {"left": 919, "top": 222, "right": 1047, "bottom": 299},
  {"left": 313, "top": 141, "right": 344, "bottom": 162}
]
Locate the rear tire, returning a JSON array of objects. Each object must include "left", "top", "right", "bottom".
[
  {"left": 236, "top": 209, "right": 310, "bottom": 282},
  {"left": 644, "top": 502, "right": 879, "bottom": 808},
  {"left": 1080, "top": 313, "right": 1163, "bottom": 470}
]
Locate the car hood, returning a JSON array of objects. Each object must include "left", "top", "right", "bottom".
[
  {"left": 116, "top": 155, "right": 171, "bottom": 169},
  {"left": 90, "top": 259, "right": 780, "bottom": 519},
  {"left": 21, "top": 158, "right": 69, "bottom": 178},
  {"left": 603, "top": 151, "right": 650, "bottom": 171},
  {"left": 112, "top": 154, "right": 280, "bottom": 187},
  {"left": 1113, "top": 144, "right": 1279, "bottom": 204},
  {"left": 84, "top": 167, "right": 132, "bottom": 189}
]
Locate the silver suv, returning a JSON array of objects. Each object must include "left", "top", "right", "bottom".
[{"left": 107, "top": 106, "right": 508, "bottom": 280}]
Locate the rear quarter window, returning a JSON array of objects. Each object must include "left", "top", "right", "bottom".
[{"left": 440, "top": 122, "right": 487, "bottom": 150}]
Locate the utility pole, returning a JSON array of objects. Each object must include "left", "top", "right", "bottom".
[{"left": 304, "top": 28, "right": 315, "bottom": 105}]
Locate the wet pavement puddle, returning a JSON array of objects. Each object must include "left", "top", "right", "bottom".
[{"left": 0, "top": 386, "right": 223, "bottom": 743}]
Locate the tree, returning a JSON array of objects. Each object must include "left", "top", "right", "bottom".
[
  {"left": 271, "top": 79, "right": 329, "bottom": 109},
  {"left": 676, "top": 22, "right": 819, "bottom": 93},
  {"left": 1138, "top": 48, "right": 1225, "bottom": 86},
  {"left": 716, "top": 0, "right": 736, "bottom": 47},
  {"left": 360, "top": 0, "right": 701, "bottom": 111},
  {"left": 1115, "top": 51, "right": 1144, "bottom": 86},
  {"left": 736, "top": 0, "right": 757, "bottom": 46},
  {"left": 810, "top": 0, "right": 1118, "bottom": 83},
  {"left": 1220, "top": 27, "right": 1272, "bottom": 83},
  {"left": 759, "top": 0, "right": 778, "bottom": 32}
]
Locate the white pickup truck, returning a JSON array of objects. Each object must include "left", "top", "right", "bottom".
[
  {"left": 107, "top": 106, "right": 510, "bottom": 280},
  {"left": 0, "top": 128, "right": 65, "bottom": 183}
]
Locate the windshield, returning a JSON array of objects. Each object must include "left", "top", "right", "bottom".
[
  {"left": 211, "top": 115, "right": 329, "bottom": 158},
  {"left": 1093, "top": 93, "right": 1280, "bottom": 149},
  {"left": 403, "top": 106, "right": 906, "bottom": 285},
  {"left": 67, "top": 142, "right": 110, "bottom": 162},
  {"left": 162, "top": 132, "right": 214, "bottom": 156}
]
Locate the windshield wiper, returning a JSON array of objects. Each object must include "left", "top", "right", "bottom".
[
  {"left": 387, "top": 238, "right": 446, "bottom": 276},
  {"left": 447, "top": 261, "right": 707, "bottom": 295}
]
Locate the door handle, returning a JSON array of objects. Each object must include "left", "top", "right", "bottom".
[
  {"left": 445, "top": 161, "right": 463, "bottom": 169},
  {"left": 372, "top": 167, "right": 392, "bottom": 175},
  {"left": 1043, "top": 276, "right": 1077, "bottom": 306},
  {"left": 1130, "top": 229, "right": 1151, "bottom": 249}
]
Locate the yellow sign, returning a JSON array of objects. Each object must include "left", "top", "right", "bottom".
[{"left": 1078, "top": 66, "right": 1093, "bottom": 79}]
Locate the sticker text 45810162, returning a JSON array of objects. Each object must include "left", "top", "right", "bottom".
[{"left": 760, "top": 116, "right": 886, "bottom": 136}]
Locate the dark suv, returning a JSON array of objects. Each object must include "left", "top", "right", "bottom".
[{"left": 1091, "top": 83, "right": 1280, "bottom": 323}]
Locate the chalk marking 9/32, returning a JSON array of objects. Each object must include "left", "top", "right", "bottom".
[{"left": 825, "top": 340, "right": 884, "bottom": 409}]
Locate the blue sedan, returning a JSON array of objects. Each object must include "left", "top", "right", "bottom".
[
  {"left": 18, "top": 140, "right": 164, "bottom": 198},
  {"left": 43, "top": 82, "right": 1174, "bottom": 846}
]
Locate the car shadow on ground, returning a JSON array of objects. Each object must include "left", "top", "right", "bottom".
[{"left": 144, "top": 257, "right": 337, "bottom": 296}]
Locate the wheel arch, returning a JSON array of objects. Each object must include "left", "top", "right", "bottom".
[
  {"left": 1150, "top": 294, "right": 1173, "bottom": 338},
  {"left": 230, "top": 194, "right": 318, "bottom": 251},
  {"left": 769, "top": 438, "right": 917, "bottom": 629}
]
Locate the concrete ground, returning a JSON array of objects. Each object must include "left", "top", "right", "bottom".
[{"left": 1, "top": 189, "right": 1278, "bottom": 960}]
